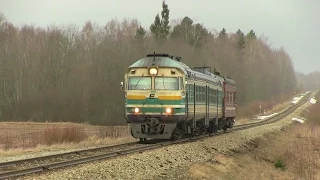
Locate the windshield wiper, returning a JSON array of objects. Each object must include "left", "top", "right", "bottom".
[
  {"left": 162, "top": 76, "right": 166, "bottom": 90},
  {"left": 134, "top": 75, "right": 144, "bottom": 89}
]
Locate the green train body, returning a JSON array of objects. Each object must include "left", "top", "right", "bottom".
[{"left": 121, "top": 53, "right": 236, "bottom": 141}]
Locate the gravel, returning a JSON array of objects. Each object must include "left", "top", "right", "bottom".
[{"left": 18, "top": 103, "right": 309, "bottom": 180}]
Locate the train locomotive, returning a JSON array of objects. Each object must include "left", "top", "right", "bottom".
[{"left": 120, "top": 53, "right": 237, "bottom": 141}]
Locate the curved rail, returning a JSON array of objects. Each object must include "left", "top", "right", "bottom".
[{"left": 0, "top": 92, "right": 311, "bottom": 179}]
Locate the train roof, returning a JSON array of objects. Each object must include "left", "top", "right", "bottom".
[
  {"left": 128, "top": 54, "right": 188, "bottom": 70},
  {"left": 224, "top": 77, "right": 236, "bottom": 85},
  {"left": 127, "top": 53, "right": 235, "bottom": 86}
]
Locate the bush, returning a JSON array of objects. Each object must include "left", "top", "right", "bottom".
[
  {"left": 274, "top": 158, "right": 286, "bottom": 171},
  {"left": 43, "top": 125, "right": 87, "bottom": 145}
]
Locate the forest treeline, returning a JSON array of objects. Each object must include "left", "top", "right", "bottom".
[
  {"left": 0, "top": 2, "right": 305, "bottom": 125},
  {"left": 296, "top": 71, "right": 320, "bottom": 91}
]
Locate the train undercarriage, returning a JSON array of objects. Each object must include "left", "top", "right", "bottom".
[
  {"left": 130, "top": 117, "right": 235, "bottom": 142},
  {"left": 170, "top": 117, "right": 235, "bottom": 140}
]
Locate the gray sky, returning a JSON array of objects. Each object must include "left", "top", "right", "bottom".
[{"left": 0, "top": 0, "right": 319, "bottom": 74}]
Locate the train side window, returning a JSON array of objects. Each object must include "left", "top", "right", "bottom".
[
  {"left": 219, "top": 90, "right": 223, "bottom": 105},
  {"left": 210, "top": 88, "right": 214, "bottom": 103},
  {"left": 201, "top": 87, "right": 205, "bottom": 102},
  {"left": 188, "top": 84, "right": 194, "bottom": 103},
  {"left": 204, "top": 87, "right": 206, "bottom": 103},
  {"left": 203, "top": 86, "right": 206, "bottom": 103},
  {"left": 212, "top": 89, "right": 214, "bottom": 104},
  {"left": 199, "top": 86, "right": 201, "bottom": 103},
  {"left": 194, "top": 86, "right": 196, "bottom": 102},
  {"left": 179, "top": 77, "right": 184, "bottom": 90},
  {"left": 212, "top": 89, "right": 215, "bottom": 103},
  {"left": 208, "top": 88, "right": 211, "bottom": 103},
  {"left": 198, "top": 86, "right": 200, "bottom": 103},
  {"left": 188, "top": 84, "right": 191, "bottom": 103},
  {"left": 200, "top": 86, "right": 202, "bottom": 103},
  {"left": 202, "top": 86, "right": 204, "bottom": 103},
  {"left": 209, "top": 88, "right": 212, "bottom": 103},
  {"left": 201, "top": 86, "right": 203, "bottom": 103},
  {"left": 201, "top": 86, "right": 205, "bottom": 103},
  {"left": 198, "top": 86, "right": 201, "bottom": 103},
  {"left": 213, "top": 89, "right": 217, "bottom": 103},
  {"left": 217, "top": 90, "right": 220, "bottom": 105},
  {"left": 196, "top": 86, "right": 199, "bottom": 102},
  {"left": 205, "top": 87, "right": 207, "bottom": 103}
]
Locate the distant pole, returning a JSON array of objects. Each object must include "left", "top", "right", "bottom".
[{"left": 259, "top": 105, "right": 261, "bottom": 117}]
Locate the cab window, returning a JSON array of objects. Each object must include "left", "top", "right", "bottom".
[
  {"left": 128, "top": 77, "right": 152, "bottom": 90},
  {"left": 155, "top": 77, "right": 179, "bottom": 90}
]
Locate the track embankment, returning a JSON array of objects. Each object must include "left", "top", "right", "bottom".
[{"left": 19, "top": 94, "right": 312, "bottom": 180}]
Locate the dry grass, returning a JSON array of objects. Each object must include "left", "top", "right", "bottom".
[
  {"left": 281, "top": 92, "right": 320, "bottom": 180},
  {"left": 43, "top": 125, "right": 87, "bottom": 146},
  {"left": 0, "top": 122, "right": 132, "bottom": 152},
  {"left": 187, "top": 124, "right": 320, "bottom": 180},
  {"left": 236, "top": 98, "right": 291, "bottom": 125},
  {"left": 187, "top": 98, "right": 320, "bottom": 180},
  {"left": 237, "top": 98, "right": 291, "bottom": 119},
  {"left": 283, "top": 125, "right": 320, "bottom": 180},
  {"left": 301, "top": 92, "right": 320, "bottom": 126}
]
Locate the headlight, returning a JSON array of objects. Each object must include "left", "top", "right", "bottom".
[
  {"left": 165, "top": 107, "right": 172, "bottom": 114},
  {"left": 149, "top": 68, "right": 158, "bottom": 75},
  {"left": 134, "top": 108, "right": 139, "bottom": 113}
]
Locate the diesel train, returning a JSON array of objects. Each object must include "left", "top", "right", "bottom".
[{"left": 120, "top": 53, "right": 237, "bottom": 141}]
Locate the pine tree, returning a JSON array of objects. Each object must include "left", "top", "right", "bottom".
[
  {"left": 246, "top": 29, "right": 256, "bottom": 39},
  {"left": 135, "top": 25, "right": 146, "bottom": 41},
  {"left": 170, "top": 17, "right": 193, "bottom": 41},
  {"left": 170, "top": 16, "right": 209, "bottom": 47},
  {"left": 150, "top": 1, "right": 170, "bottom": 42},
  {"left": 160, "top": 0, "right": 170, "bottom": 38},
  {"left": 236, "top": 29, "right": 245, "bottom": 49},
  {"left": 150, "top": 14, "right": 161, "bottom": 41},
  {"left": 218, "top": 28, "right": 227, "bottom": 39}
]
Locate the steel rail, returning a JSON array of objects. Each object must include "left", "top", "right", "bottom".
[
  {"left": 0, "top": 92, "right": 311, "bottom": 179},
  {"left": 0, "top": 141, "right": 139, "bottom": 168},
  {"left": 0, "top": 136, "right": 165, "bottom": 169}
]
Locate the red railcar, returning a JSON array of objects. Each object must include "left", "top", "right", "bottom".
[{"left": 222, "top": 77, "right": 237, "bottom": 121}]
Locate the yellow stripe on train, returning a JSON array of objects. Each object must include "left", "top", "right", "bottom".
[
  {"left": 158, "top": 96, "right": 182, "bottom": 100},
  {"left": 126, "top": 95, "right": 182, "bottom": 100},
  {"left": 127, "top": 95, "right": 146, "bottom": 100}
]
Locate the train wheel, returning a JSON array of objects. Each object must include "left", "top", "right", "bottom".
[
  {"left": 139, "top": 138, "right": 146, "bottom": 142},
  {"left": 208, "top": 124, "right": 218, "bottom": 134},
  {"left": 170, "top": 128, "right": 182, "bottom": 141},
  {"left": 223, "top": 126, "right": 227, "bottom": 133},
  {"left": 213, "top": 125, "right": 218, "bottom": 133}
]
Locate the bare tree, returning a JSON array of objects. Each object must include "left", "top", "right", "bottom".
[{"left": 0, "top": 16, "right": 299, "bottom": 124}]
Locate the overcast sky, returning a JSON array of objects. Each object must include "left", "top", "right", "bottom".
[{"left": 0, "top": 0, "right": 319, "bottom": 74}]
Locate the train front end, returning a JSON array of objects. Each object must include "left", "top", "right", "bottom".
[{"left": 121, "top": 59, "right": 186, "bottom": 140}]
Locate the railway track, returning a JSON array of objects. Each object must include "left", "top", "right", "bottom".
[{"left": 0, "top": 92, "right": 311, "bottom": 180}]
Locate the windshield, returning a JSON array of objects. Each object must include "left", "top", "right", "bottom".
[
  {"left": 155, "top": 77, "right": 179, "bottom": 90},
  {"left": 128, "top": 77, "right": 151, "bottom": 90}
]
